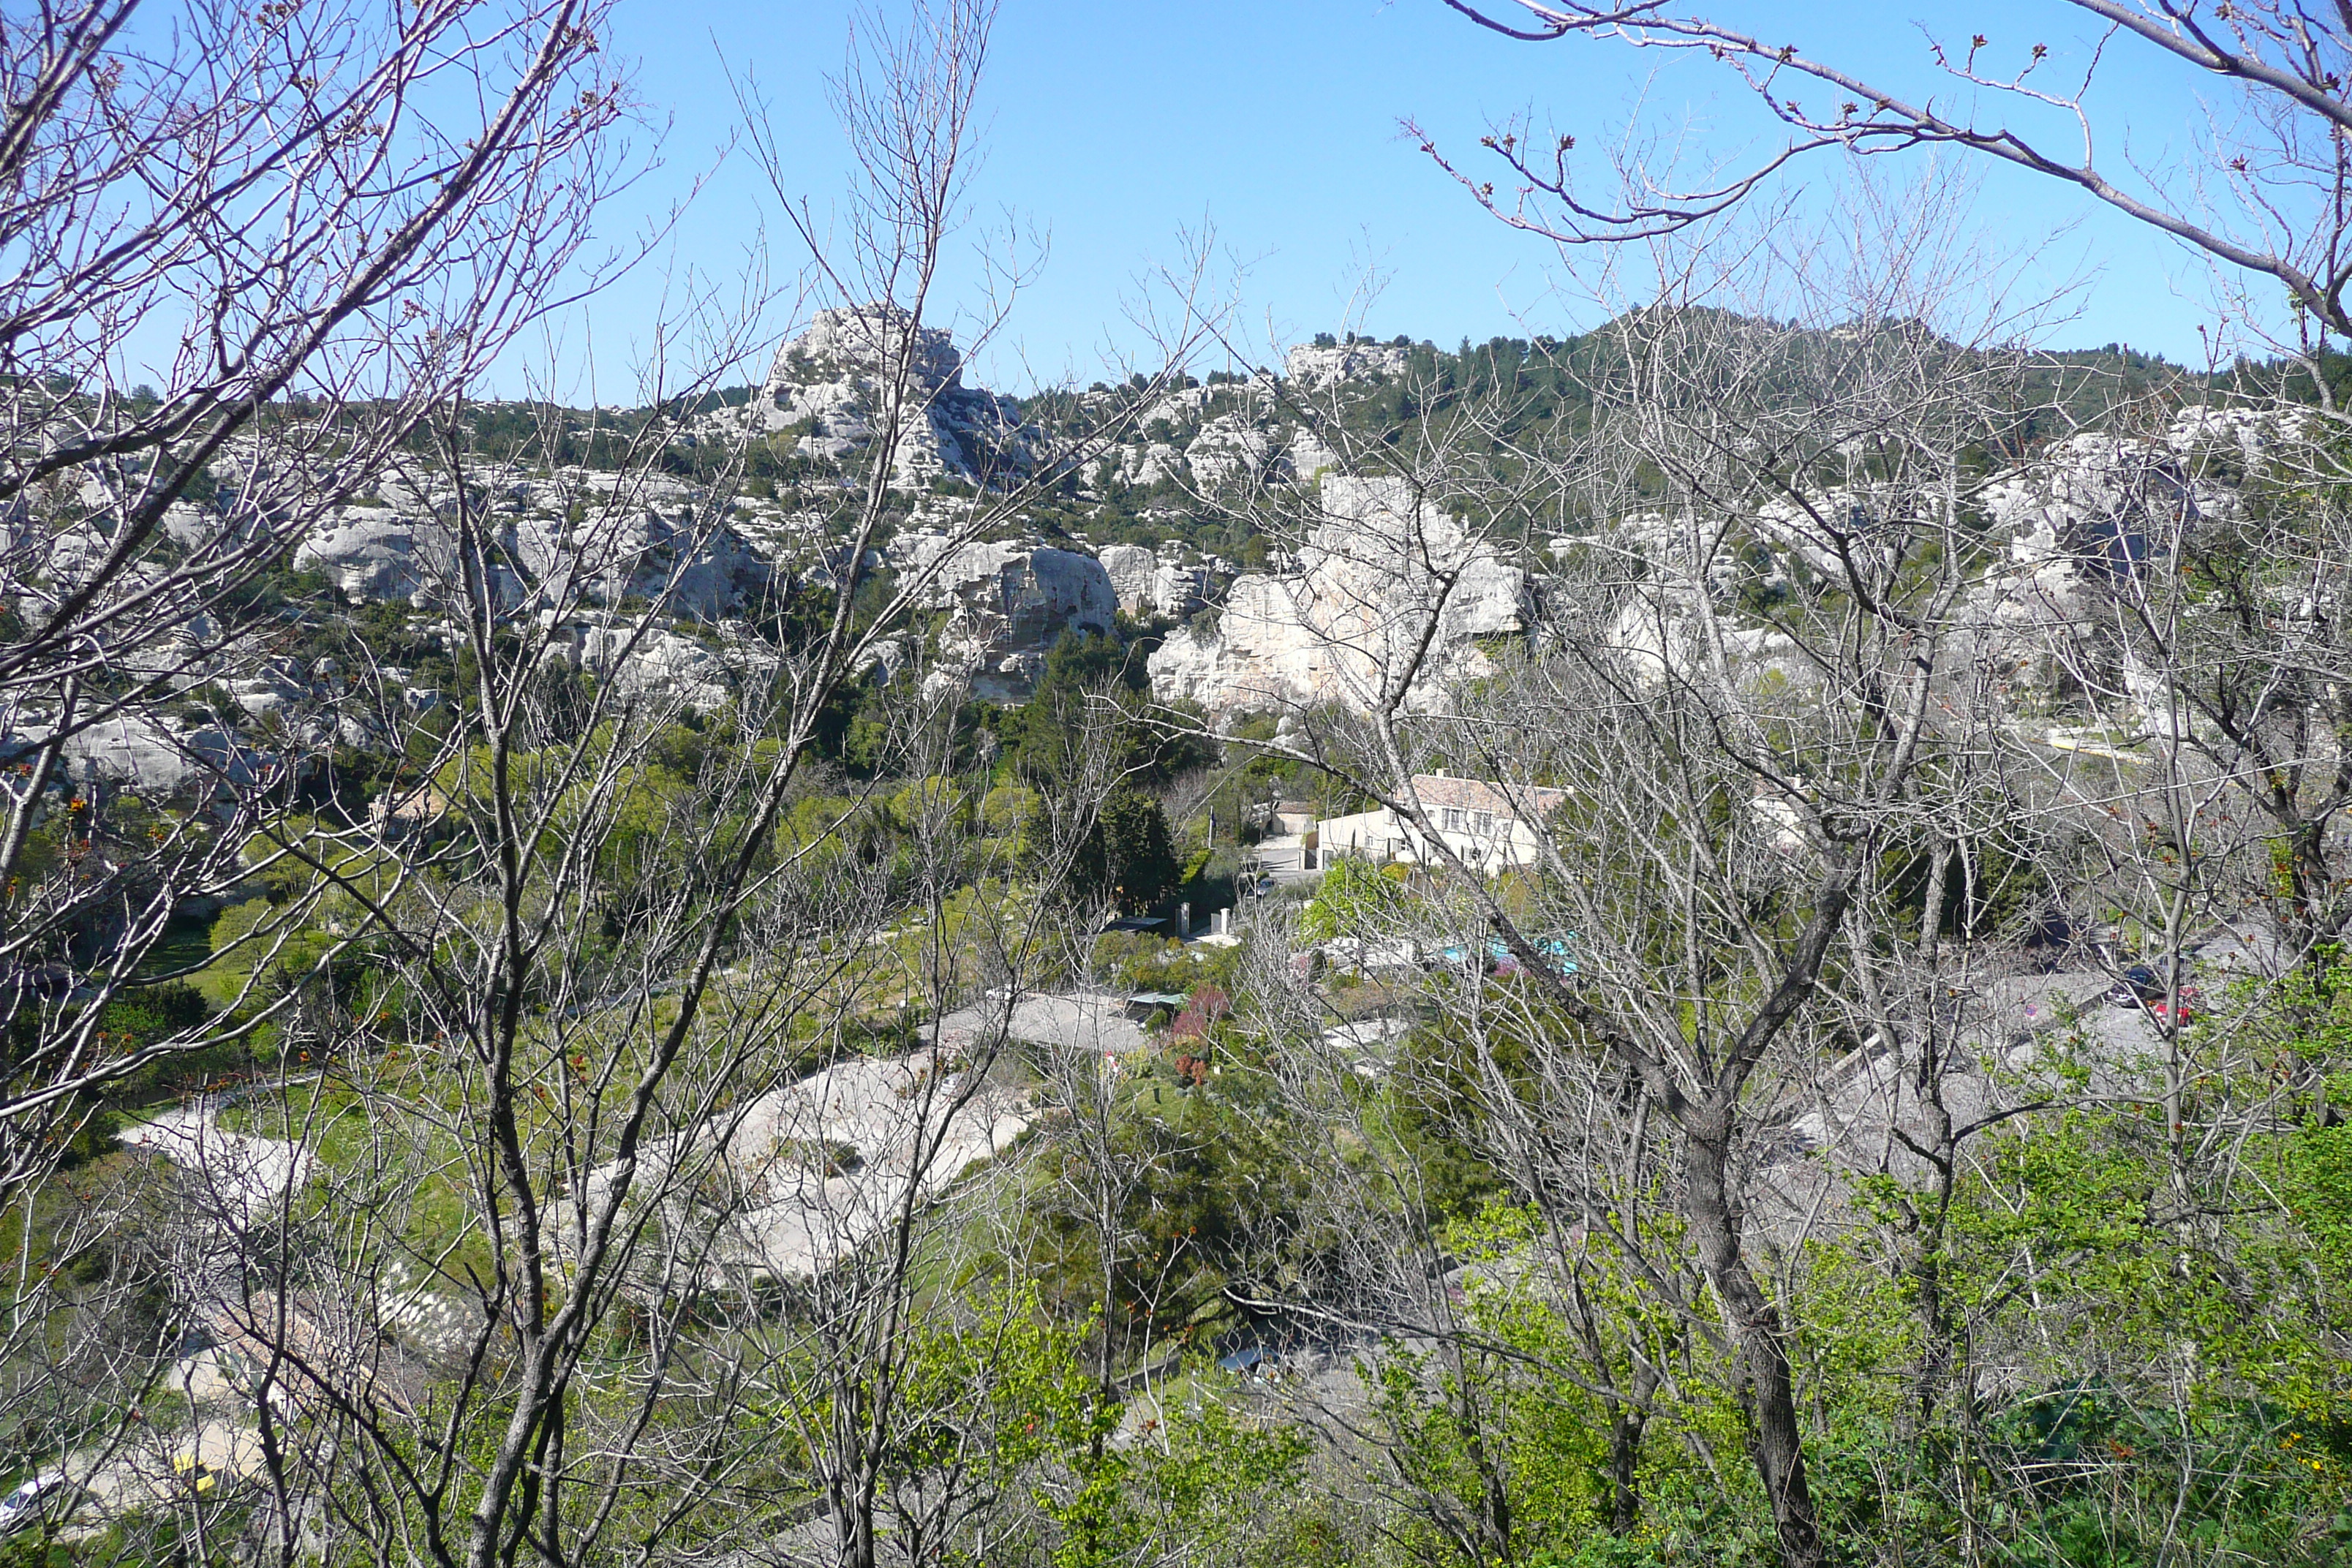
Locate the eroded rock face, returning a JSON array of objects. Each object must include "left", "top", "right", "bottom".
[
  {"left": 1098, "top": 542, "right": 1216, "bottom": 618},
  {"left": 506, "top": 508, "right": 764, "bottom": 620},
  {"left": 1985, "top": 434, "right": 2197, "bottom": 573},
  {"left": 1284, "top": 341, "right": 1412, "bottom": 388},
  {"left": 892, "top": 534, "right": 1118, "bottom": 700},
  {"left": 1953, "top": 409, "right": 2294, "bottom": 710},
  {"left": 772, "top": 302, "right": 964, "bottom": 390},
  {"left": 1148, "top": 476, "right": 1526, "bottom": 715},
  {"left": 1098, "top": 543, "right": 1158, "bottom": 615},
  {"left": 295, "top": 508, "right": 452, "bottom": 604},
  {"left": 544, "top": 622, "right": 737, "bottom": 713},
  {"left": 54, "top": 716, "right": 268, "bottom": 798},
  {"left": 750, "top": 305, "right": 1030, "bottom": 487},
  {"left": 294, "top": 490, "right": 761, "bottom": 617},
  {"left": 1184, "top": 414, "right": 1279, "bottom": 491}
]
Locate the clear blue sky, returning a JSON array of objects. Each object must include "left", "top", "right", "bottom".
[{"left": 543, "top": 0, "right": 2251, "bottom": 399}]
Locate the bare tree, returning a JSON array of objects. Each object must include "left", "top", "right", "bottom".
[
  {"left": 0, "top": 0, "right": 636, "bottom": 1172},
  {"left": 128, "top": 4, "right": 1235, "bottom": 1564},
  {"left": 1202, "top": 183, "right": 2075, "bottom": 1568},
  {"left": 0, "top": 1, "right": 643, "bottom": 1556},
  {"left": 1425, "top": 0, "right": 2352, "bottom": 361}
]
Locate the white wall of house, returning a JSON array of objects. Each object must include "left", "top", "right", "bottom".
[{"left": 1317, "top": 803, "right": 1548, "bottom": 870}]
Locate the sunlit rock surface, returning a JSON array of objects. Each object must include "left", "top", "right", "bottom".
[{"left": 1148, "top": 475, "right": 1526, "bottom": 715}]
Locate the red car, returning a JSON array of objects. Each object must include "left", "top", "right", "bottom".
[{"left": 2108, "top": 965, "right": 2199, "bottom": 1025}]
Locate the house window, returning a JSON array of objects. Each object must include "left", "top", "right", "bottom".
[
  {"left": 1441, "top": 808, "right": 1465, "bottom": 832},
  {"left": 1472, "top": 811, "right": 1494, "bottom": 836}
]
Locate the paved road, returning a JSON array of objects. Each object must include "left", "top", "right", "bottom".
[
  {"left": 570, "top": 1048, "right": 1031, "bottom": 1286},
  {"left": 118, "top": 1097, "right": 313, "bottom": 1228},
  {"left": 930, "top": 990, "right": 1148, "bottom": 1059}
]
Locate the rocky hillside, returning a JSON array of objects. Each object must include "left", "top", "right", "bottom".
[{"left": 20, "top": 308, "right": 2217, "bottom": 803}]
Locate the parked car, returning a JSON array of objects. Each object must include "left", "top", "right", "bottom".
[
  {"left": 0, "top": 1471, "right": 80, "bottom": 1535},
  {"left": 1216, "top": 1344, "right": 1278, "bottom": 1379},
  {"left": 2107, "top": 964, "right": 2200, "bottom": 1025}
]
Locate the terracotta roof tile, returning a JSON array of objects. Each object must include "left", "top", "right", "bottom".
[{"left": 1406, "top": 774, "right": 1567, "bottom": 819}]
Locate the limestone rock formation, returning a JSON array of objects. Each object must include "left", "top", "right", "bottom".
[
  {"left": 1098, "top": 542, "right": 1218, "bottom": 619},
  {"left": 1953, "top": 408, "right": 2296, "bottom": 712},
  {"left": 1284, "top": 340, "right": 1413, "bottom": 388},
  {"left": 892, "top": 533, "right": 1119, "bottom": 700},
  {"left": 543, "top": 621, "right": 739, "bottom": 713},
  {"left": 1148, "top": 476, "right": 1526, "bottom": 715},
  {"left": 1984, "top": 434, "right": 2195, "bottom": 573},
  {"left": 750, "top": 305, "right": 1030, "bottom": 487},
  {"left": 1096, "top": 543, "right": 1158, "bottom": 616},
  {"left": 295, "top": 485, "right": 761, "bottom": 618},
  {"left": 53, "top": 715, "right": 269, "bottom": 799},
  {"left": 295, "top": 508, "right": 455, "bottom": 604},
  {"left": 1183, "top": 413, "right": 1281, "bottom": 491}
]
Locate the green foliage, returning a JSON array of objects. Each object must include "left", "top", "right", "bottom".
[
  {"left": 1363, "top": 1203, "right": 1755, "bottom": 1568},
  {"left": 1029, "top": 1060, "right": 1313, "bottom": 1347},
  {"left": 1880, "top": 832, "right": 2054, "bottom": 945},
  {"left": 1046, "top": 1396, "right": 1315, "bottom": 1568},
  {"left": 1090, "top": 931, "right": 1195, "bottom": 994},
  {"left": 901, "top": 1283, "right": 1115, "bottom": 1498},
  {"left": 1299, "top": 856, "right": 1410, "bottom": 942},
  {"left": 1004, "top": 631, "right": 1214, "bottom": 791},
  {"left": 1093, "top": 788, "right": 1178, "bottom": 913}
]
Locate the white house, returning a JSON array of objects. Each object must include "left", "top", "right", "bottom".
[{"left": 1316, "top": 772, "right": 1566, "bottom": 871}]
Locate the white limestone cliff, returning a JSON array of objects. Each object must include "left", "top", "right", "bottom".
[
  {"left": 746, "top": 304, "right": 1030, "bottom": 488},
  {"left": 294, "top": 479, "right": 761, "bottom": 618},
  {"left": 1284, "top": 340, "right": 1413, "bottom": 388},
  {"left": 890, "top": 533, "right": 1120, "bottom": 700},
  {"left": 1148, "top": 475, "right": 1526, "bottom": 715}
]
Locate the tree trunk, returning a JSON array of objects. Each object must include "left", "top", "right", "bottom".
[
  {"left": 1683, "top": 1102, "right": 1823, "bottom": 1568},
  {"left": 1609, "top": 1362, "right": 1656, "bottom": 1534}
]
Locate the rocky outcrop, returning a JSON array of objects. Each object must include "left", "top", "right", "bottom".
[
  {"left": 1183, "top": 413, "right": 1281, "bottom": 491},
  {"left": 53, "top": 715, "right": 271, "bottom": 799},
  {"left": 294, "top": 484, "right": 762, "bottom": 618},
  {"left": 543, "top": 621, "right": 739, "bottom": 713},
  {"left": 892, "top": 534, "right": 1119, "bottom": 700},
  {"left": 1096, "top": 543, "right": 1158, "bottom": 616},
  {"left": 749, "top": 305, "right": 1030, "bottom": 488},
  {"left": 1985, "top": 434, "right": 2195, "bottom": 573},
  {"left": 295, "top": 508, "right": 459, "bottom": 605},
  {"left": 1149, "top": 476, "right": 1526, "bottom": 716},
  {"left": 1284, "top": 340, "right": 1413, "bottom": 388},
  {"left": 1951, "top": 408, "right": 2297, "bottom": 712},
  {"left": 1098, "top": 543, "right": 1218, "bottom": 619}
]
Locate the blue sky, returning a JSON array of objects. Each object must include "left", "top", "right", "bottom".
[{"left": 543, "top": 0, "right": 2251, "bottom": 399}]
